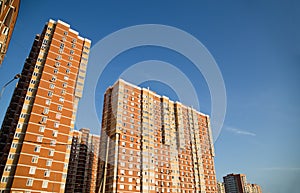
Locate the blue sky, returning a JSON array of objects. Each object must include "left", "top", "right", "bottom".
[{"left": 0, "top": 1, "right": 299, "bottom": 192}]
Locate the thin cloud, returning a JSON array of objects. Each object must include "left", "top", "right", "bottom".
[
  {"left": 226, "top": 126, "right": 256, "bottom": 137},
  {"left": 260, "top": 167, "right": 300, "bottom": 171}
]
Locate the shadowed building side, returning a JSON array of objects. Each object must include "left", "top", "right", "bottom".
[{"left": 65, "top": 128, "right": 100, "bottom": 193}]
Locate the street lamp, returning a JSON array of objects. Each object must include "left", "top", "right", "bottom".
[{"left": 0, "top": 73, "right": 21, "bottom": 100}]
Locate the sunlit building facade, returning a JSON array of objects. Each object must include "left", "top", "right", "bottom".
[
  {"left": 217, "top": 181, "right": 225, "bottom": 193},
  {"left": 0, "top": 0, "right": 20, "bottom": 66},
  {"left": 0, "top": 19, "right": 90, "bottom": 192},
  {"left": 245, "top": 183, "right": 262, "bottom": 193},
  {"left": 97, "top": 79, "right": 217, "bottom": 193}
]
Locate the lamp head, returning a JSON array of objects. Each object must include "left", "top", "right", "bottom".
[{"left": 14, "top": 74, "right": 21, "bottom": 79}]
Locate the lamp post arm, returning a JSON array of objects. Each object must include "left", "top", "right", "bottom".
[{"left": 0, "top": 73, "right": 22, "bottom": 100}]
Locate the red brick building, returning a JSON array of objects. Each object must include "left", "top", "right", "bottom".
[
  {"left": 97, "top": 79, "right": 217, "bottom": 193},
  {"left": 65, "top": 128, "right": 100, "bottom": 193},
  {"left": 0, "top": 0, "right": 20, "bottom": 66},
  {"left": 0, "top": 19, "right": 90, "bottom": 192}
]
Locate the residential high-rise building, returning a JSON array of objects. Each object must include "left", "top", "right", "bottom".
[
  {"left": 90, "top": 133, "right": 100, "bottom": 193},
  {"left": 222, "top": 173, "right": 263, "bottom": 193},
  {"left": 0, "top": 0, "right": 20, "bottom": 66},
  {"left": 245, "top": 183, "right": 262, "bottom": 193},
  {"left": 250, "top": 184, "right": 262, "bottom": 193},
  {"left": 65, "top": 128, "right": 100, "bottom": 193},
  {"left": 223, "top": 173, "right": 247, "bottom": 193},
  {"left": 0, "top": 19, "right": 90, "bottom": 192},
  {"left": 217, "top": 181, "right": 225, "bottom": 193},
  {"left": 96, "top": 79, "right": 217, "bottom": 193}
]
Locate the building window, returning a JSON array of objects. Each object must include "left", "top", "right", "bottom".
[
  {"left": 1, "top": 177, "right": 8, "bottom": 183},
  {"left": 64, "top": 75, "right": 69, "bottom": 80},
  {"left": 8, "top": 154, "right": 15, "bottom": 159},
  {"left": 59, "top": 97, "right": 64, "bottom": 103},
  {"left": 5, "top": 166, "right": 11, "bottom": 172},
  {"left": 51, "top": 76, "right": 57, "bottom": 82},
  {"left": 34, "top": 146, "right": 41, "bottom": 152},
  {"left": 54, "top": 122, "right": 59, "bottom": 128},
  {"left": 56, "top": 55, "right": 62, "bottom": 60},
  {"left": 49, "top": 149, "right": 54, "bottom": 156},
  {"left": 29, "top": 166, "right": 36, "bottom": 174},
  {"left": 14, "top": 133, "right": 20, "bottom": 138},
  {"left": 58, "top": 105, "right": 62, "bottom": 111},
  {"left": 11, "top": 143, "right": 17, "bottom": 148},
  {"left": 55, "top": 113, "right": 61, "bottom": 120},
  {"left": 37, "top": 136, "right": 43, "bottom": 142},
  {"left": 66, "top": 69, "right": 70, "bottom": 74},
  {"left": 43, "top": 107, "right": 49, "bottom": 114},
  {"left": 50, "top": 140, "right": 56, "bottom": 146},
  {"left": 54, "top": 69, "right": 58, "bottom": 74},
  {"left": 25, "top": 96, "right": 31, "bottom": 101},
  {"left": 62, "top": 173, "right": 67, "bottom": 179},
  {"left": 62, "top": 82, "right": 67, "bottom": 88},
  {"left": 2, "top": 27, "right": 9, "bottom": 35},
  {"left": 26, "top": 178, "right": 33, "bottom": 186},
  {"left": 40, "top": 116, "right": 47, "bottom": 123},
  {"left": 39, "top": 126, "right": 45, "bottom": 132},
  {"left": 42, "top": 39, "right": 48, "bottom": 44},
  {"left": 67, "top": 62, "right": 72, "bottom": 67},
  {"left": 42, "top": 180, "right": 48, "bottom": 188},
  {"left": 55, "top": 62, "right": 60, "bottom": 67},
  {"left": 47, "top": 91, "right": 53, "bottom": 97},
  {"left": 45, "top": 99, "right": 51, "bottom": 105},
  {"left": 49, "top": 84, "right": 55, "bottom": 89},
  {"left": 52, "top": 131, "right": 58, "bottom": 137},
  {"left": 46, "top": 159, "right": 52, "bottom": 166},
  {"left": 44, "top": 170, "right": 50, "bottom": 177},
  {"left": 32, "top": 156, "right": 38, "bottom": 163}
]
